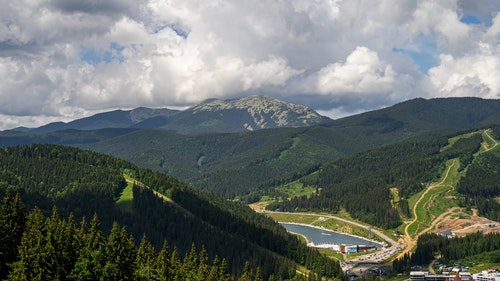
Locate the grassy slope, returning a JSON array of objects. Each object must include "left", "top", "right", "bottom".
[{"left": 116, "top": 180, "right": 134, "bottom": 213}]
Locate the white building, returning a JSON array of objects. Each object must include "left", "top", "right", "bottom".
[{"left": 473, "top": 271, "right": 500, "bottom": 281}]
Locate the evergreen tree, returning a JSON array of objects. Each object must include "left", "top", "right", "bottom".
[
  {"left": 219, "top": 258, "right": 233, "bottom": 281},
  {"left": 135, "top": 234, "right": 158, "bottom": 280},
  {"left": 105, "top": 222, "right": 137, "bottom": 281},
  {"left": 182, "top": 243, "right": 198, "bottom": 280},
  {"left": 8, "top": 208, "right": 47, "bottom": 281},
  {"left": 155, "top": 240, "right": 172, "bottom": 281},
  {"left": 238, "top": 261, "right": 254, "bottom": 281},
  {"left": 86, "top": 214, "right": 104, "bottom": 251},
  {"left": 170, "top": 246, "right": 183, "bottom": 281},
  {"left": 0, "top": 190, "right": 26, "bottom": 280},
  {"left": 197, "top": 245, "right": 210, "bottom": 281},
  {"left": 208, "top": 256, "right": 221, "bottom": 281}
]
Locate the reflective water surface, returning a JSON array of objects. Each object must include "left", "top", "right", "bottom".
[{"left": 281, "top": 223, "right": 381, "bottom": 247}]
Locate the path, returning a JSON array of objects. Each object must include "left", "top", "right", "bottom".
[
  {"left": 483, "top": 129, "right": 498, "bottom": 152},
  {"left": 398, "top": 160, "right": 456, "bottom": 259}
]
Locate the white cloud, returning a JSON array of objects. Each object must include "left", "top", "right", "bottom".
[
  {"left": 313, "top": 46, "right": 395, "bottom": 95},
  {"left": 0, "top": 0, "right": 499, "bottom": 129},
  {"left": 429, "top": 43, "right": 500, "bottom": 98}
]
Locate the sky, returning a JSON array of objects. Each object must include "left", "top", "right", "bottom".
[{"left": 1, "top": 0, "right": 500, "bottom": 130}]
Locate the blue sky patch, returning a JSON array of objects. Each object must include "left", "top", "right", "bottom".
[
  {"left": 460, "top": 14, "right": 482, "bottom": 25},
  {"left": 393, "top": 33, "right": 441, "bottom": 74},
  {"left": 80, "top": 42, "right": 125, "bottom": 64},
  {"left": 393, "top": 47, "right": 439, "bottom": 74}
]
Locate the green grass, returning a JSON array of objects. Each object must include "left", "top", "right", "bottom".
[
  {"left": 274, "top": 181, "right": 316, "bottom": 199},
  {"left": 406, "top": 159, "right": 459, "bottom": 237},
  {"left": 481, "top": 131, "right": 497, "bottom": 151},
  {"left": 265, "top": 212, "right": 319, "bottom": 224},
  {"left": 407, "top": 185, "right": 453, "bottom": 235},
  {"left": 459, "top": 249, "right": 500, "bottom": 273},
  {"left": 317, "top": 248, "right": 344, "bottom": 261},
  {"left": 441, "top": 132, "right": 481, "bottom": 152},
  {"left": 197, "top": 155, "right": 205, "bottom": 168},
  {"left": 311, "top": 218, "right": 381, "bottom": 242},
  {"left": 116, "top": 180, "right": 134, "bottom": 213}
]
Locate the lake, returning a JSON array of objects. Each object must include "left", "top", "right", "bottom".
[{"left": 281, "top": 223, "right": 382, "bottom": 248}]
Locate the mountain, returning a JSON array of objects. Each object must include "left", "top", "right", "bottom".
[
  {"left": 2, "top": 97, "right": 500, "bottom": 201},
  {"left": 0, "top": 144, "right": 342, "bottom": 280},
  {"left": 11, "top": 95, "right": 330, "bottom": 135},
  {"left": 13, "top": 107, "right": 180, "bottom": 134},
  {"left": 159, "top": 95, "right": 331, "bottom": 134},
  {"left": 78, "top": 97, "right": 500, "bottom": 199}
]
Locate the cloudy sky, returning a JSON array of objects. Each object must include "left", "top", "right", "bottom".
[{"left": 1, "top": 0, "right": 500, "bottom": 130}]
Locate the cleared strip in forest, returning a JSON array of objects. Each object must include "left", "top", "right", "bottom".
[{"left": 123, "top": 174, "right": 194, "bottom": 216}]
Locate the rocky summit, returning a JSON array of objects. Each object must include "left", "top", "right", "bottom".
[{"left": 188, "top": 95, "right": 330, "bottom": 131}]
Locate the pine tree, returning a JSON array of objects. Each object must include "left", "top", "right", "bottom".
[
  {"left": 219, "top": 258, "right": 233, "bottom": 281},
  {"left": 68, "top": 216, "right": 106, "bottom": 281},
  {"left": 155, "top": 240, "right": 172, "bottom": 281},
  {"left": 238, "top": 261, "right": 254, "bottom": 281},
  {"left": 254, "top": 267, "right": 264, "bottom": 281},
  {"left": 8, "top": 208, "right": 46, "bottom": 281},
  {"left": 135, "top": 234, "right": 158, "bottom": 280},
  {"left": 182, "top": 243, "right": 198, "bottom": 280},
  {"left": 170, "top": 247, "right": 183, "bottom": 281},
  {"left": 0, "top": 190, "right": 26, "bottom": 279},
  {"left": 105, "top": 222, "right": 137, "bottom": 281},
  {"left": 87, "top": 214, "right": 104, "bottom": 251},
  {"left": 197, "top": 245, "right": 210, "bottom": 280},
  {"left": 208, "top": 255, "right": 221, "bottom": 281}
]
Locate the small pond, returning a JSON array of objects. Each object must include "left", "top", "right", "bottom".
[{"left": 281, "top": 223, "right": 381, "bottom": 247}]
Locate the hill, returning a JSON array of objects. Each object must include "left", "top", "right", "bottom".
[
  {"left": 0, "top": 144, "right": 342, "bottom": 280},
  {"left": 2, "top": 97, "right": 500, "bottom": 201},
  {"left": 266, "top": 127, "right": 496, "bottom": 229}
]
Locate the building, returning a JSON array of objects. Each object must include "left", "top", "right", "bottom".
[
  {"left": 437, "top": 229, "right": 454, "bottom": 238},
  {"left": 410, "top": 271, "right": 472, "bottom": 281},
  {"left": 473, "top": 271, "right": 500, "bottom": 281}
]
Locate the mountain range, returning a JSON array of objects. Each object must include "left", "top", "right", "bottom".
[
  {"left": 1, "top": 97, "right": 500, "bottom": 195},
  {"left": 2, "top": 96, "right": 500, "bottom": 200},
  {"left": 12, "top": 95, "right": 330, "bottom": 135}
]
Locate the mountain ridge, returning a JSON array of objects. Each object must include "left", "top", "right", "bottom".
[
  {"left": 3, "top": 96, "right": 500, "bottom": 201},
  {"left": 10, "top": 95, "right": 330, "bottom": 135}
]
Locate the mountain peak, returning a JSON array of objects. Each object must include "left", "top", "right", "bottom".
[{"left": 189, "top": 95, "right": 330, "bottom": 130}]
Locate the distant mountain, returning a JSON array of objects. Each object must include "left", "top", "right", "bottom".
[
  {"left": 13, "top": 107, "right": 179, "bottom": 134},
  {"left": 11, "top": 95, "right": 330, "bottom": 135},
  {"left": 161, "top": 95, "right": 331, "bottom": 134}
]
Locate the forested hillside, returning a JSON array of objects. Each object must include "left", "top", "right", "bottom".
[
  {"left": 267, "top": 130, "right": 485, "bottom": 228},
  {"left": 4, "top": 97, "right": 500, "bottom": 203},
  {"left": 0, "top": 191, "right": 233, "bottom": 280},
  {"left": 393, "top": 232, "right": 500, "bottom": 274},
  {"left": 0, "top": 144, "right": 343, "bottom": 280},
  {"left": 456, "top": 126, "right": 500, "bottom": 221}
]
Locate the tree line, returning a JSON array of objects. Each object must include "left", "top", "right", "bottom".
[
  {"left": 0, "top": 189, "right": 276, "bottom": 280},
  {"left": 392, "top": 232, "right": 500, "bottom": 274}
]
